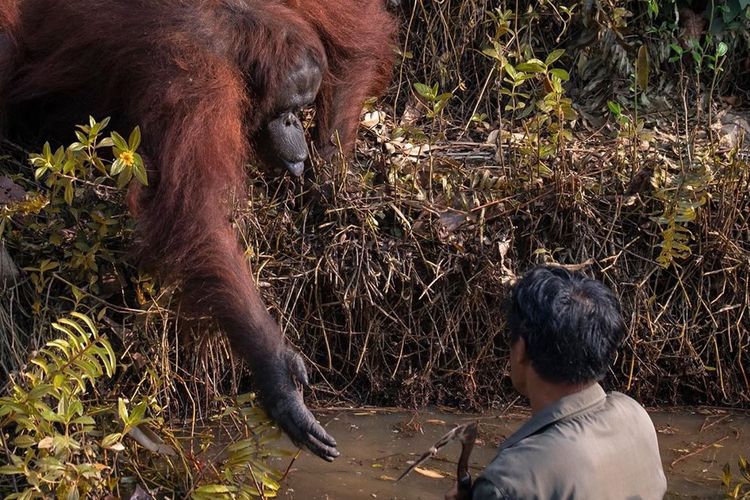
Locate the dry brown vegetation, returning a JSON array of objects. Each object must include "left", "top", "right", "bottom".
[{"left": 239, "top": 0, "right": 750, "bottom": 409}]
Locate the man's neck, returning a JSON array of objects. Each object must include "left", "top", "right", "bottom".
[{"left": 527, "top": 376, "right": 595, "bottom": 415}]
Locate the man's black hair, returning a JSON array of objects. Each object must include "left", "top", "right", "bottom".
[{"left": 507, "top": 266, "right": 626, "bottom": 384}]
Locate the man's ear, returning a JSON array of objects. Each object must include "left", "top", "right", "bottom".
[{"left": 513, "top": 337, "right": 530, "bottom": 366}]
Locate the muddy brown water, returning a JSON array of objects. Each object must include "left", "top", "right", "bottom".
[{"left": 273, "top": 408, "right": 750, "bottom": 499}]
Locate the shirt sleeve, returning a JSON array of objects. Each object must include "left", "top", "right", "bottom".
[{"left": 472, "top": 478, "right": 511, "bottom": 500}]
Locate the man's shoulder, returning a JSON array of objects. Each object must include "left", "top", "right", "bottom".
[
  {"left": 484, "top": 428, "right": 578, "bottom": 471},
  {"left": 607, "top": 390, "right": 649, "bottom": 409},
  {"left": 476, "top": 390, "right": 664, "bottom": 499},
  {"left": 604, "top": 390, "right": 656, "bottom": 426},
  {"left": 497, "top": 392, "right": 651, "bottom": 453}
]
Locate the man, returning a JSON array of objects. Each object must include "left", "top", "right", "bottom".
[{"left": 447, "top": 266, "right": 667, "bottom": 499}]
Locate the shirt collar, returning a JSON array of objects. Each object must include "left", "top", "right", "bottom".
[{"left": 498, "top": 383, "right": 606, "bottom": 452}]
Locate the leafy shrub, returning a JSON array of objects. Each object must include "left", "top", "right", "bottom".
[
  {"left": 2, "top": 117, "right": 146, "bottom": 315},
  {"left": 1, "top": 119, "right": 287, "bottom": 499},
  {"left": 0, "top": 312, "right": 135, "bottom": 499},
  {"left": 0, "top": 310, "right": 286, "bottom": 499}
]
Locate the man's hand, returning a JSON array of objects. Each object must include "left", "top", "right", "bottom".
[
  {"left": 445, "top": 483, "right": 459, "bottom": 500},
  {"left": 447, "top": 478, "right": 479, "bottom": 499}
]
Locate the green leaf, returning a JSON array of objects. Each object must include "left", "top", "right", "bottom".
[
  {"left": 436, "top": 92, "right": 453, "bottom": 102},
  {"left": 117, "top": 168, "right": 133, "bottom": 189},
  {"left": 516, "top": 59, "right": 545, "bottom": 73},
  {"left": 101, "top": 340, "right": 117, "bottom": 377},
  {"left": 72, "top": 415, "right": 95, "bottom": 426},
  {"left": 71, "top": 286, "right": 85, "bottom": 304},
  {"left": 64, "top": 181, "right": 74, "bottom": 206},
  {"left": 27, "top": 383, "right": 53, "bottom": 400},
  {"left": 716, "top": 42, "right": 728, "bottom": 58},
  {"left": 413, "top": 82, "right": 434, "bottom": 100},
  {"left": 549, "top": 68, "right": 570, "bottom": 81},
  {"left": 62, "top": 156, "right": 76, "bottom": 176},
  {"left": 40, "top": 260, "right": 59, "bottom": 273},
  {"left": 57, "top": 317, "right": 88, "bottom": 340},
  {"left": 482, "top": 47, "right": 500, "bottom": 60},
  {"left": 129, "top": 401, "right": 148, "bottom": 425},
  {"left": 118, "top": 398, "right": 129, "bottom": 423},
  {"left": 70, "top": 312, "right": 97, "bottom": 336},
  {"left": 30, "top": 358, "right": 50, "bottom": 376},
  {"left": 0, "top": 464, "right": 24, "bottom": 475},
  {"left": 48, "top": 339, "right": 71, "bottom": 357},
  {"left": 194, "top": 485, "right": 236, "bottom": 494},
  {"left": 52, "top": 146, "right": 65, "bottom": 166},
  {"left": 129, "top": 126, "right": 141, "bottom": 150},
  {"left": 111, "top": 158, "right": 125, "bottom": 176},
  {"left": 133, "top": 160, "right": 148, "bottom": 186},
  {"left": 101, "top": 433, "right": 123, "bottom": 449},
  {"left": 13, "top": 435, "right": 37, "bottom": 448},
  {"left": 545, "top": 49, "right": 565, "bottom": 66},
  {"left": 110, "top": 132, "right": 128, "bottom": 151}
]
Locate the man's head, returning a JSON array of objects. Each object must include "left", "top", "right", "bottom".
[{"left": 506, "top": 266, "right": 626, "bottom": 394}]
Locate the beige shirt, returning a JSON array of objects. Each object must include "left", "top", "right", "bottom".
[{"left": 474, "top": 384, "right": 667, "bottom": 500}]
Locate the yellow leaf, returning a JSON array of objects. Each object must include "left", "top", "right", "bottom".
[
  {"left": 414, "top": 467, "right": 445, "bottom": 479},
  {"left": 636, "top": 45, "right": 650, "bottom": 91},
  {"left": 37, "top": 436, "right": 54, "bottom": 449},
  {"left": 101, "top": 433, "right": 122, "bottom": 449}
]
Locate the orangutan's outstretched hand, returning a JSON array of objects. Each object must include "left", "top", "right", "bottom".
[{"left": 257, "top": 349, "right": 339, "bottom": 462}]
